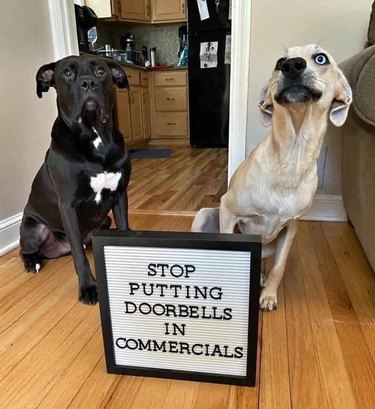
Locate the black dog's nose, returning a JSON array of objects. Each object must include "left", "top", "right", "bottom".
[
  {"left": 280, "top": 57, "right": 306, "bottom": 79},
  {"left": 80, "top": 79, "right": 98, "bottom": 92}
]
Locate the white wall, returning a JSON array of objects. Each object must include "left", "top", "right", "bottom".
[
  {"left": 247, "top": 0, "right": 373, "bottom": 193},
  {"left": 0, "top": 0, "right": 57, "bottom": 253}
]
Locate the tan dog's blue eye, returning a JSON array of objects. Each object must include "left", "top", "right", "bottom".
[{"left": 314, "top": 54, "right": 328, "bottom": 65}]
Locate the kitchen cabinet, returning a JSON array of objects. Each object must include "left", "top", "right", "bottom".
[
  {"left": 87, "top": 0, "right": 186, "bottom": 23},
  {"left": 84, "top": 0, "right": 120, "bottom": 18},
  {"left": 120, "top": 0, "right": 151, "bottom": 22},
  {"left": 142, "top": 89, "right": 151, "bottom": 140},
  {"left": 149, "top": 69, "right": 189, "bottom": 147},
  {"left": 151, "top": 0, "right": 186, "bottom": 22},
  {"left": 115, "top": 66, "right": 151, "bottom": 149},
  {"left": 116, "top": 89, "right": 132, "bottom": 142},
  {"left": 129, "top": 87, "right": 144, "bottom": 142}
]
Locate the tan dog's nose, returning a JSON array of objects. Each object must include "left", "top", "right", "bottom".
[{"left": 280, "top": 57, "right": 306, "bottom": 79}]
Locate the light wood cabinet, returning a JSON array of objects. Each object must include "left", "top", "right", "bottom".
[
  {"left": 129, "top": 87, "right": 144, "bottom": 142},
  {"left": 87, "top": 0, "right": 186, "bottom": 23},
  {"left": 116, "top": 89, "right": 132, "bottom": 142},
  {"left": 142, "top": 89, "right": 151, "bottom": 139},
  {"left": 115, "top": 66, "right": 151, "bottom": 149},
  {"left": 151, "top": 0, "right": 186, "bottom": 22},
  {"left": 155, "top": 112, "right": 188, "bottom": 136},
  {"left": 120, "top": 0, "right": 150, "bottom": 22},
  {"left": 84, "top": 0, "right": 120, "bottom": 18},
  {"left": 149, "top": 69, "right": 189, "bottom": 147},
  {"left": 154, "top": 87, "right": 187, "bottom": 111}
]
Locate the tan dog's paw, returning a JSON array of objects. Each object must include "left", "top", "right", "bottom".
[{"left": 259, "top": 290, "right": 278, "bottom": 311}]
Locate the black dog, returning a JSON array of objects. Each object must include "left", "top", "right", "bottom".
[{"left": 20, "top": 55, "right": 131, "bottom": 305}]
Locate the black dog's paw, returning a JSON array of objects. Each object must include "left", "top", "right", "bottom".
[
  {"left": 22, "top": 253, "right": 42, "bottom": 273},
  {"left": 100, "top": 215, "right": 112, "bottom": 230},
  {"left": 79, "top": 284, "right": 98, "bottom": 305}
]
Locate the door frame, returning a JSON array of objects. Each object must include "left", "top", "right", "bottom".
[{"left": 48, "top": 0, "right": 251, "bottom": 180}]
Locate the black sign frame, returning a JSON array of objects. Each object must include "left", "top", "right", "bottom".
[{"left": 92, "top": 230, "right": 261, "bottom": 387}]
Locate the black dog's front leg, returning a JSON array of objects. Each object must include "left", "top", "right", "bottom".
[
  {"left": 112, "top": 190, "right": 130, "bottom": 230},
  {"left": 59, "top": 204, "right": 97, "bottom": 304}
]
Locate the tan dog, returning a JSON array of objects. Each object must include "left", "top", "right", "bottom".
[{"left": 192, "top": 44, "right": 352, "bottom": 310}]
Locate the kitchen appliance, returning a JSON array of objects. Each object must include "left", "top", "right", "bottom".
[
  {"left": 187, "top": 0, "right": 231, "bottom": 147},
  {"left": 74, "top": 4, "right": 98, "bottom": 52},
  {"left": 120, "top": 33, "right": 135, "bottom": 63},
  {"left": 150, "top": 47, "right": 156, "bottom": 67},
  {"left": 178, "top": 25, "right": 188, "bottom": 57}
]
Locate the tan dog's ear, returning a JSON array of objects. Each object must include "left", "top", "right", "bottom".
[
  {"left": 258, "top": 79, "right": 273, "bottom": 127},
  {"left": 329, "top": 69, "right": 352, "bottom": 127}
]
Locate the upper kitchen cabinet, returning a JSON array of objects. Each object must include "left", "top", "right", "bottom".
[
  {"left": 85, "top": 0, "right": 186, "bottom": 23},
  {"left": 84, "top": 0, "right": 120, "bottom": 18},
  {"left": 120, "top": 0, "right": 151, "bottom": 22},
  {"left": 151, "top": 0, "right": 186, "bottom": 23}
]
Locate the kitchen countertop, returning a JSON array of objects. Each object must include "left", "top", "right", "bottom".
[
  {"left": 80, "top": 51, "right": 187, "bottom": 71},
  {"left": 119, "top": 62, "right": 188, "bottom": 71}
]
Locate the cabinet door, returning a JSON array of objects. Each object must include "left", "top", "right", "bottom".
[
  {"left": 155, "top": 87, "right": 187, "bottom": 111},
  {"left": 130, "top": 87, "right": 144, "bottom": 142},
  {"left": 151, "top": 0, "right": 186, "bottom": 22},
  {"left": 155, "top": 112, "right": 188, "bottom": 136},
  {"left": 142, "top": 89, "right": 151, "bottom": 141},
  {"left": 116, "top": 89, "right": 132, "bottom": 143},
  {"left": 120, "top": 0, "right": 151, "bottom": 21},
  {"left": 84, "top": 0, "right": 120, "bottom": 17}
]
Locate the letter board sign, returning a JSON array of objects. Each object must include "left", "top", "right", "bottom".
[{"left": 92, "top": 230, "right": 261, "bottom": 386}]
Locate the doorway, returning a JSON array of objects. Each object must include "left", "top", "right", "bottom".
[{"left": 50, "top": 0, "right": 251, "bottom": 175}]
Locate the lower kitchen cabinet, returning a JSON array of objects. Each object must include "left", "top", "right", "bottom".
[
  {"left": 129, "top": 87, "right": 143, "bottom": 142},
  {"left": 142, "top": 88, "right": 151, "bottom": 140},
  {"left": 149, "top": 69, "right": 189, "bottom": 147},
  {"left": 116, "top": 67, "right": 189, "bottom": 149},
  {"left": 116, "top": 88, "right": 132, "bottom": 143},
  {"left": 115, "top": 67, "right": 151, "bottom": 149}
]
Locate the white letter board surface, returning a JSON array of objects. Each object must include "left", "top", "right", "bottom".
[{"left": 92, "top": 230, "right": 261, "bottom": 386}]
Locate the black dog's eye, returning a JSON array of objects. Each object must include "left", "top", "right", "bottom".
[
  {"left": 64, "top": 69, "right": 73, "bottom": 78},
  {"left": 96, "top": 67, "right": 106, "bottom": 76},
  {"left": 314, "top": 53, "right": 329, "bottom": 65},
  {"left": 275, "top": 58, "right": 286, "bottom": 71}
]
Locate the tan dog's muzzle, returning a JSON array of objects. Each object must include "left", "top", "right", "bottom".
[{"left": 275, "top": 57, "right": 322, "bottom": 104}]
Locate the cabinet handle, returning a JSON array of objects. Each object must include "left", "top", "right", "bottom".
[
  {"left": 167, "top": 122, "right": 176, "bottom": 125},
  {"left": 182, "top": 3, "right": 185, "bottom": 15},
  {"left": 165, "top": 77, "right": 175, "bottom": 81},
  {"left": 166, "top": 97, "right": 175, "bottom": 101},
  {"left": 127, "top": 75, "right": 132, "bottom": 78},
  {"left": 146, "top": 1, "right": 150, "bottom": 16}
]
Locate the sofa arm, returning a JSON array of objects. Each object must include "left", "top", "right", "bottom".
[{"left": 340, "top": 45, "right": 375, "bottom": 127}]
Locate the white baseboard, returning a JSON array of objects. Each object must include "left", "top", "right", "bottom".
[
  {"left": 0, "top": 213, "right": 22, "bottom": 256},
  {"left": 301, "top": 194, "right": 347, "bottom": 222}
]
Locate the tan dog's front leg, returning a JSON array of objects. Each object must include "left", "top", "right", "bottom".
[
  {"left": 259, "top": 220, "right": 298, "bottom": 311},
  {"left": 219, "top": 203, "right": 237, "bottom": 233}
]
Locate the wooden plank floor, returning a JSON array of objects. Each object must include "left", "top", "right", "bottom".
[
  {"left": 1, "top": 148, "right": 375, "bottom": 408},
  {"left": 128, "top": 147, "right": 228, "bottom": 214}
]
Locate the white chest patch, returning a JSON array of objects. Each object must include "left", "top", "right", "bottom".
[
  {"left": 92, "top": 127, "right": 102, "bottom": 150},
  {"left": 90, "top": 171, "right": 122, "bottom": 203}
]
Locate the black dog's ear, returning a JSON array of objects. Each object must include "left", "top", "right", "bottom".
[
  {"left": 106, "top": 60, "right": 129, "bottom": 89},
  {"left": 36, "top": 62, "right": 56, "bottom": 98}
]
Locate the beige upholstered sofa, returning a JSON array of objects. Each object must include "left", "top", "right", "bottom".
[{"left": 340, "top": 44, "right": 375, "bottom": 271}]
